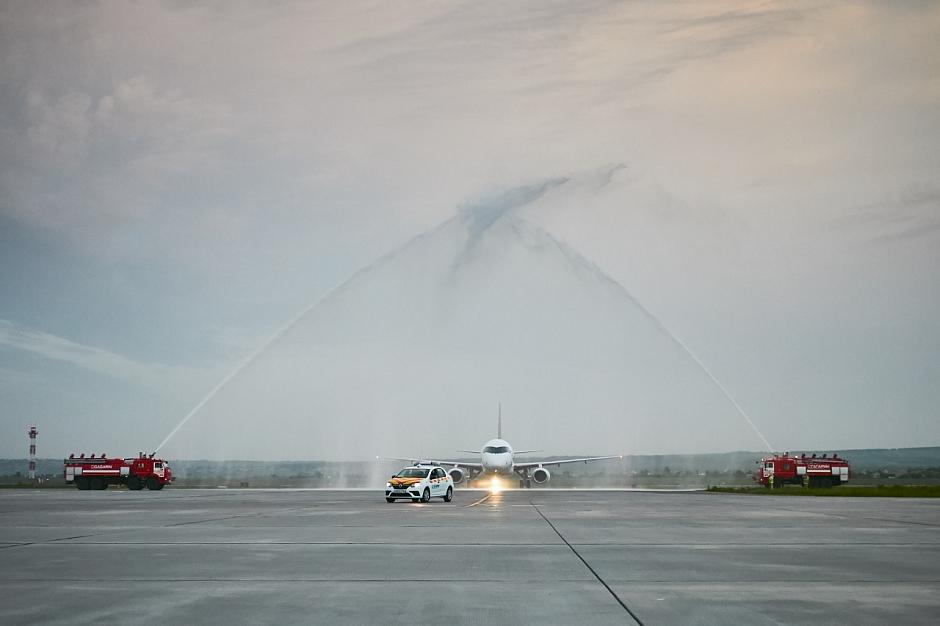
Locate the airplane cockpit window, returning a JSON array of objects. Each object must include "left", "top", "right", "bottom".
[{"left": 483, "top": 446, "right": 510, "bottom": 454}]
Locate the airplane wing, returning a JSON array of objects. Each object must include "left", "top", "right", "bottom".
[
  {"left": 376, "top": 456, "right": 484, "bottom": 470},
  {"left": 514, "top": 455, "right": 622, "bottom": 469}
]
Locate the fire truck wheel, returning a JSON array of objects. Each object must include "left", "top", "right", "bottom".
[
  {"left": 127, "top": 476, "right": 143, "bottom": 491},
  {"left": 90, "top": 478, "right": 106, "bottom": 490},
  {"left": 76, "top": 477, "right": 91, "bottom": 490},
  {"left": 146, "top": 477, "right": 160, "bottom": 490}
]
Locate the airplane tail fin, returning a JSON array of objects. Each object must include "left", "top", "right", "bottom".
[{"left": 497, "top": 401, "right": 502, "bottom": 439}]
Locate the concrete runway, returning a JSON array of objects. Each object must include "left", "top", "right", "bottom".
[{"left": 1, "top": 488, "right": 938, "bottom": 625}]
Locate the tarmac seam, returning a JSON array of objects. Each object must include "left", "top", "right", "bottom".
[
  {"left": 787, "top": 509, "right": 940, "bottom": 528},
  {"left": 2, "top": 578, "right": 601, "bottom": 583},
  {"left": 531, "top": 502, "right": 645, "bottom": 626},
  {"left": 163, "top": 506, "right": 310, "bottom": 527},
  {"left": 165, "top": 514, "right": 266, "bottom": 527},
  {"left": 29, "top": 541, "right": 570, "bottom": 546},
  {"left": 7, "top": 578, "right": 940, "bottom": 584},
  {"left": 0, "top": 534, "right": 103, "bottom": 549},
  {"left": 39, "top": 541, "right": 939, "bottom": 547}
]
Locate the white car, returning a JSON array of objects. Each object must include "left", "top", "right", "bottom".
[{"left": 386, "top": 465, "right": 454, "bottom": 503}]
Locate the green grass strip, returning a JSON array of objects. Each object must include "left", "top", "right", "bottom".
[{"left": 708, "top": 485, "right": 940, "bottom": 497}]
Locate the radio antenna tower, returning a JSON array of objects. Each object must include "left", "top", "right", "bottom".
[{"left": 27, "top": 426, "right": 38, "bottom": 480}]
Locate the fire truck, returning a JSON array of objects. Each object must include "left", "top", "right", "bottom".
[
  {"left": 755, "top": 452, "right": 850, "bottom": 488},
  {"left": 64, "top": 453, "right": 173, "bottom": 491}
]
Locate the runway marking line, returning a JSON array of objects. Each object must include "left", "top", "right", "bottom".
[
  {"left": 464, "top": 493, "right": 493, "bottom": 508},
  {"left": 531, "top": 502, "right": 646, "bottom": 626}
]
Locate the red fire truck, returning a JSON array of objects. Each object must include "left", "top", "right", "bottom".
[
  {"left": 64, "top": 453, "right": 173, "bottom": 491},
  {"left": 755, "top": 453, "right": 850, "bottom": 488}
]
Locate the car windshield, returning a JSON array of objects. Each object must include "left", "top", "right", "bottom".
[
  {"left": 395, "top": 468, "right": 429, "bottom": 478},
  {"left": 483, "top": 446, "right": 509, "bottom": 454}
]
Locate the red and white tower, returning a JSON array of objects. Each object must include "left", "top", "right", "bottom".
[{"left": 27, "top": 426, "right": 38, "bottom": 480}]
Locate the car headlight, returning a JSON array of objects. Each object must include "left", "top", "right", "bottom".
[{"left": 386, "top": 482, "right": 392, "bottom": 488}]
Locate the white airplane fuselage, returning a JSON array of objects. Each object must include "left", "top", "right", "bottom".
[
  {"left": 480, "top": 438, "right": 514, "bottom": 474},
  {"left": 381, "top": 410, "right": 620, "bottom": 488}
]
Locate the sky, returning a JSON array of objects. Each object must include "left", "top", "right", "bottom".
[{"left": 0, "top": 1, "right": 938, "bottom": 460}]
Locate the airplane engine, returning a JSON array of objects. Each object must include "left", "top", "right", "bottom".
[
  {"left": 448, "top": 468, "right": 466, "bottom": 484},
  {"left": 532, "top": 467, "right": 551, "bottom": 484}
]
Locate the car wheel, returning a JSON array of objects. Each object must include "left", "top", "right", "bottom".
[
  {"left": 421, "top": 488, "right": 431, "bottom": 503},
  {"left": 386, "top": 497, "right": 395, "bottom": 503},
  {"left": 443, "top": 487, "right": 453, "bottom": 502}
]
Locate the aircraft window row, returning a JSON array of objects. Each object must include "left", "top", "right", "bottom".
[{"left": 484, "top": 446, "right": 510, "bottom": 454}]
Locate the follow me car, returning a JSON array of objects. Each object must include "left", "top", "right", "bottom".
[{"left": 386, "top": 465, "right": 454, "bottom": 503}]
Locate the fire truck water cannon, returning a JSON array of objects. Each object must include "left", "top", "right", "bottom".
[
  {"left": 755, "top": 452, "right": 850, "bottom": 488},
  {"left": 63, "top": 453, "right": 173, "bottom": 491}
]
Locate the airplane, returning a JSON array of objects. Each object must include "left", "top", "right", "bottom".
[{"left": 380, "top": 404, "right": 622, "bottom": 488}]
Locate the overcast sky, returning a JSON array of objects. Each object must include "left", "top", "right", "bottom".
[{"left": 1, "top": 1, "right": 938, "bottom": 459}]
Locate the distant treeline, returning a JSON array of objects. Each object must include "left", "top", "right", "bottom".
[{"left": 4, "top": 447, "right": 939, "bottom": 481}]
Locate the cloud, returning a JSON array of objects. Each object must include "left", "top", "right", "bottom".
[
  {"left": 0, "top": 1, "right": 938, "bottom": 456},
  {"left": 3, "top": 72, "right": 234, "bottom": 235},
  {"left": 2, "top": 0, "right": 937, "bottom": 270},
  {"left": 832, "top": 186, "right": 940, "bottom": 244},
  {"left": 0, "top": 318, "right": 213, "bottom": 391}
]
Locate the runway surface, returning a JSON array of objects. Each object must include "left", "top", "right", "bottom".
[{"left": 1, "top": 488, "right": 938, "bottom": 625}]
